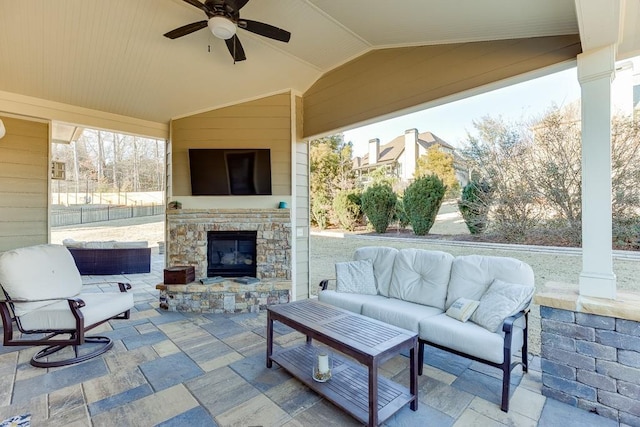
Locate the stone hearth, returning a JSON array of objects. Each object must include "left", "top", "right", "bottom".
[{"left": 157, "top": 280, "right": 290, "bottom": 314}]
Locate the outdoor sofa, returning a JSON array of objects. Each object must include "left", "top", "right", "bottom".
[
  {"left": 62, "top": 239, "right": 151, "bottom": 275},
  {"left": 318, "top": 246, "right": 535, "bottom": 412}
]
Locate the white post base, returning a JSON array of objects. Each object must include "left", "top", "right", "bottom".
[{"left": 579, "top": 272, "right": 617, "bottom": 299}]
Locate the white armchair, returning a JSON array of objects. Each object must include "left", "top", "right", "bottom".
[{"left": 0, "top": 244, "right": 134, "bottom": 367}]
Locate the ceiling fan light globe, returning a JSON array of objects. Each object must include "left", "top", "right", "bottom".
[{"left": 208, "top": 16, "right": 236, "bottom": 40}]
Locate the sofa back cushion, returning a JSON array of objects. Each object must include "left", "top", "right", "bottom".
[
  {"left": 445, "top": 255, "right": 535, "bottom": 310},
  {"left": 0, "top": 244, "right": 83, "bottom": 316},
  {"left": 389, "top": 249, "right": 454, "bottom": 310},
  {"left": 353, "top": 246, "right": 398, "bottom": 297}
]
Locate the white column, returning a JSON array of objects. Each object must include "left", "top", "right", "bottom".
[{"left": 577, "top": 45, "right": 616, "bottom": 299}]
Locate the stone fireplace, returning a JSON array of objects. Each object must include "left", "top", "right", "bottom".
[
  {"left": 207, "top": 230, "right": 257, "bottom": 277},
  {"left": 161, "top": 208, "right": 291, "bottom": 314},
  {"left": 167, "top": 208, "right": 291, "bottom": 280}
]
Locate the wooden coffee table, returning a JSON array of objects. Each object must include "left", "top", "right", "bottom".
[{"left": 266, "top": 299, "right": 418, "bottom": 426}]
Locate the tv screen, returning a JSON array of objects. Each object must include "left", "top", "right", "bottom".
[{"left": 189, "top": 149, "right": 272, "bottom": 196}]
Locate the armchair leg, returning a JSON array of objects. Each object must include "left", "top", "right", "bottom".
[{"left": 31, "top": 336, "right": 113, "bottom": 368}]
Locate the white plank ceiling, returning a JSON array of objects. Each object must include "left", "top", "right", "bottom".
[{"left": 0, "top": 0, "right": 637, "bottom": 127}]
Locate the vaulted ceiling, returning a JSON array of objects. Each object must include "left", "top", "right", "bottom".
[{"left": 0, "top": 0, "right": 638, "bottom": 132}]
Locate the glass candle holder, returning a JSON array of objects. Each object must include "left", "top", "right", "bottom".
[{"left": 312, "top": 350, "right": 332, "bottom": 382}]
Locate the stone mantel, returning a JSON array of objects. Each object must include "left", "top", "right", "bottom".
[
  {"left": 535, "top": 281, "right": 640, "bottom": 323},
  {"left": 166, "top": 208, "right": 291, "bottom": 280}
]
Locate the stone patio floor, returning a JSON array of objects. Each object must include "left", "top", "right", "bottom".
[{"left": 0, "top": 254, "right": 621, "bottom": 426}]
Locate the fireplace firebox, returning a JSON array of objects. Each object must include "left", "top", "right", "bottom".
[{"left": 207, "top": 231, "right": 257, "bottom": 277}]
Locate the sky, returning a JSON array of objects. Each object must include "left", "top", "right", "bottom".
[{"left": 343, "top": 66, "right": 582, "bottom": 156}]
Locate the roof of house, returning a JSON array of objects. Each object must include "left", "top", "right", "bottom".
[{"left": 354, "top": 131, "right": 455, "bottom": 170}]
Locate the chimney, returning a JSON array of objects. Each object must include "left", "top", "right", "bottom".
[
  {"left": 368, "top": 138, "right": 380, "bottom": 165},
  {"left": 403, "top": 128, "right": 418, "bottom": 181}
]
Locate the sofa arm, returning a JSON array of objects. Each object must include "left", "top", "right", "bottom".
[
  {"left": 118, "top": 282, "right": 132, "bottom": 292},
  {"left": 319, "top": 279, "right": 335, "bottom": 291},
  {"left": 502, "top": 309, "right": 528, "bottom": 333}
]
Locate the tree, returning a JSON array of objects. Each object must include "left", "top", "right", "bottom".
[
  {"left": 361, "top": 183, "right": 397, "bottom": 233},
  {"left": 309, "top": 134, "right": 355, "bottom": 228},
  {"left": 403, "top": 174, "right": 446, "bottom": 235},
  {"left": 523, "top": 105, "right": 582, "bottom": 241},
  {"left": 333, "top": 189, "right": 362, "bottom": 231},
  {"left": 458, "top": 180, "right": 493, "bottom": 234},
  {"left": 460, "top": 116, "right": 540, "bottom": 240},
  {"left": 415, "top": 146, "right": 459, "bottom": 197}
]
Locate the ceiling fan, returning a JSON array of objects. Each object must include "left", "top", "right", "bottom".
[{"left": 164, "top": 0, "right": 291, "bottom": 62}]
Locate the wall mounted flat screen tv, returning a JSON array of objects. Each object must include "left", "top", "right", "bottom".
[{"left": 189, "top": 149, "right": 272, "bottom": 196}]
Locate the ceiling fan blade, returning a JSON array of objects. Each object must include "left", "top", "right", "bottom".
[
  {"left": 225, "top": 35, "right": 247, "bottom": 62},
  {"left": 182, "top": 0, "right": 209, "bottom": 14},
  {"left": 239, "top": 19, "right": 291, "bottom": 43},
  {"left": 163, "top": 21, "right": 208, "bottom": 39},
  {"left": 227, "top": 0, "right": 250, "bottom": 10}
]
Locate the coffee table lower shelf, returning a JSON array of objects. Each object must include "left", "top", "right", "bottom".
[{"left": 270, "top": 343, "right": 413, "bottom": 425}]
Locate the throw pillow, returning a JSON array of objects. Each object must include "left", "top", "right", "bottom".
[
  {"left": 445, "top": 298, "right": 480, "bottom": 322},
  {"left": 335, "top": 258, "right": 377, "bottom": 295},
  {"left": 471, "top": 279, "right": 535, "bottom": 333}
]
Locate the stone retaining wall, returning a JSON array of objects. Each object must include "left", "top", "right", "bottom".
[{"left": 540, "top": 306, "right": 640, "bottom": 425}]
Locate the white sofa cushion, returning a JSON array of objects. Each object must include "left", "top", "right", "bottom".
[
  {"left": 336, "top": 259, "right": 377, "bottom": 295},
  {"left": 18, "top": 292, "right": 134, "bottom": 331},
  {"left": 445, "top": 255, "right": 535, "bottom": 310},
  {"left": 389, "top": 249, "right": 453, "bottom": 310},
  {"left": 318, "top": 290, "right": 384, "bottom": 314},
  {"left": 471, "top": 279, "right": 535, "bottom": 332},
  {"left": 362, "top": 298, "right": 442, "bottom": 332},
  {"left": 353, "top": 246, "right": 398, "bottom": 297},
  {"left": 0, "top": 244, "right": 83, "bottom": 316},
  {"left": 419, "top": 313, "right": 525, "bottom": 364}
]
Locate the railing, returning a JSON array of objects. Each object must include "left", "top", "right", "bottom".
[{"left": 51, "top": 204, "right": 165, "bottom": 227}]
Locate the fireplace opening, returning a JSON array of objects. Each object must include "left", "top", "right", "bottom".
[{"left": 207, "top": 231, "right": 257, "bottom": 278}]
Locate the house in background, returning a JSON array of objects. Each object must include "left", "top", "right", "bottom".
[{"left": 352, "top": 128, "right": 469, "bottom": 188}]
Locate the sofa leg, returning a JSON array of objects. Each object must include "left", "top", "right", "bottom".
[
  {"left": 418, "top": 341, "right": 424, "bottom": 376},
  {"left": 501, "top": 364, "right": 510, "bottom": 412}
]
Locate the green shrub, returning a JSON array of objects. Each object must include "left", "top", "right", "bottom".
[
  {"left": 393, "top": 195, "right": 411, "bottom": 229},
  {"left": 361, "top": 184, "right": 397, "bottom": 233},
  {"left": 311, "top": 195, "right": 330, "bottom": 229},
  {"left": 403, "top": 175, "right": 446, "bottom": 235},
  {"left": 458, "top": 180, "right": 493, "bottom": 234},
  {"left": 333, "top": 189, "right": 362, "bottom": 231}
]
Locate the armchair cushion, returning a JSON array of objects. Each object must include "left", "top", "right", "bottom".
[
  {"left": 0, "top": 244, "right": 82, "bottom": 316},
  {"left": 18, "top": 292, "right": 134, "bottom": 331}
]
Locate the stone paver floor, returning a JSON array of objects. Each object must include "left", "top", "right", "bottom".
[{"left": 0, "top": 254, "right": 619, "bottom": 426}]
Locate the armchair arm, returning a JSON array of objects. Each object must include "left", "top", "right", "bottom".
[{"left": 0, "top": 296, "right": 86, "bottom": 304}]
